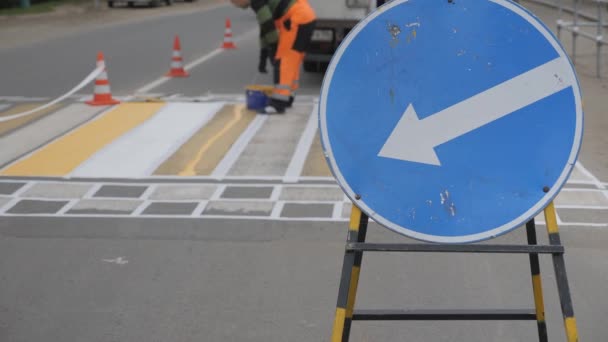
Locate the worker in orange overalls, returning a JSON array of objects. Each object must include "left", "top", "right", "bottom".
[{"left": 231, "top": 0, "right": 317, "bottom": 114}]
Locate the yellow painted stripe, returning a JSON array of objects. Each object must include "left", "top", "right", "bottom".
[
  {"left": 346, "top": 266, "right": 361, "bottom": 319},
  {"left": 180, "top": 104, "right": 245, "bottom": 176},
  {"left": 331, "top": 308, "right": 347, "bottom": 342},
  {"left": 532, "top": 274, "right": 546, "bottom": 321},
  {"left": 301, "top": 131, "right": 332, "bottom": 177},
  {"left": 1, "top": 103, "right": 163, "bottom": 176},
  {"left": 543, "top": 201, "right": 560, "bottom": 234},
  {"left": 564, "top": 317, "right": 579, "bottom": 342},
  {"left": 154, "top": 105, "right": 256, "bottom": 176},
  {"left": 0, "top": 103, "right": 61, "bottom": 136},
  {"left": 349, "top": 205, "right": 362, "bottom": 231}
]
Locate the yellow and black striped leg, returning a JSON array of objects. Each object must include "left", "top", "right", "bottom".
[
  {"left": 526, "top": 220, "right": 548, "bottom": 342},
  {"left": 544, "top": 202, "right": 579, "bottom": 342},
  {"left": 331, "top": 205, "right": 369, "bottom": 342}
]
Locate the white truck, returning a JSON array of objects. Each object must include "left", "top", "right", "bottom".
[{"left": 305, "top": 0, "right": 381, "bottom": 72}]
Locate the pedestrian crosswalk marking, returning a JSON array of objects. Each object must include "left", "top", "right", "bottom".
[
  {"left": 0, "top": 103, "right": 162, "bottom": 176},
  {"left": 70, "top": 103, "right": 222, "bottom": 178},
  {"left": 0, "top": 103, "right": 63, "bottom": 137},
  {"left": 180, "top": 104, "right": 247, "bottom": 176}
]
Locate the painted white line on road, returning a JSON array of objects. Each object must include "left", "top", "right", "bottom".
[
  {"left": 140, "top": 184, "right": 157, "bottom": 200},
  {"left": 0, "top": 212, "right": 350, "bottom": 222},
  {"left": 191, "top": 200, "right": 209, "bottom": 217},
  {"left": 210, "top": 184, "right": 227, "bottom": 200},
  {"left": 71, "top": 103, "right": 222, "bottom": 178},
  {"left": 283, "top": 105, "right": 319, "bottom": 183},
  {"left": 574, "top": 162, "right": 608, "bottom": 203},
  {"left": 211, "top": 115, "right": 268, "bottom": 179},
  {"left": 561, "top": 188, "right": 607, "bottom": 192},
  {"left": 102, "top": 257, "right": 128, "bottom": 265},
  {"left": 12, "top": 181, "right": 36, "bottom": 197},
  {"left": 136, "top": 30, "right": 257, "bottom": 94},
  {"left": 270, "top": 201, "right": 285, "bottom": 219},
  {"left": 566, "top": 180, "right": 597, "bottom": 185},
  {"left": 0, "top": 105, "right": 118, "bottom": 173},
  {"left": 558, "top": 222, "right": 608, "bottom": 228},
  {"left": 0, "top": 104, "right": 105, "bottom": 168},
  {"left": 575, "top": 162, "right": 606, "bottom": 189},
  {"left": 131, "top": 200, "right": 151, "bottom": 216},
  {"left": 143, "top": 175, "right": 336, "bottom": 182},
  {"left": 0, "top": 67, "right": 103, "bottom": 123},
  {"left": 0, "top": 197, "right": 20, "bottom": 215},
  {"left": 332, "top": 201, "right": 344, "bottom": 220},
  {"left": 555, "top": 205, "right": 608, "bottom": 210},
  {"left": 270, "top": 185, "right": 282, "bottom": 201},
  {"left": 82, "top": 184, "right": 103, "bottom": 199},
  {"left": 56, "top": 199, "right": 79, "bottom": 215}
]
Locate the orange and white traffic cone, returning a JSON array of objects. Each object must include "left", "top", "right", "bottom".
[
  {"left": 86, "top": 52, "right": 120, "bottom": 106},
  {"left": 166, "top": 35, "right": 189, "bottom": 78},
  {"left": 221, "top": 18, "right": 237, "bottom": 49}
]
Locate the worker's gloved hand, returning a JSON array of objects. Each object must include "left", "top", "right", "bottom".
[{"left": 258, "top": 48, "right": 269, "bottom": 73}]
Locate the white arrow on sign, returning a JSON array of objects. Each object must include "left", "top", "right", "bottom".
[{"left": 378, "top": 57, "right": 573, "bottom": 166}]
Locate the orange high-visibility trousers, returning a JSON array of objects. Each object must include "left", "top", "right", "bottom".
[{"left": 272, "top": 0, "right": 316, "bottom": 104}]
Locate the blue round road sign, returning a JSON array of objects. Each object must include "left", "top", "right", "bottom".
[{"left": 320, "top": 0, "right": 583, "bottom": 243}]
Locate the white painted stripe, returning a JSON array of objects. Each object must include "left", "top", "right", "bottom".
[
  {"left": 1, "top": 180, "right": 340, "bottom": 190},
  {"left": 566, "top": 180, "right": 597, "bottom": 185},
  {"left": 131, "top": 200, "right": 151, "bottom": 216},
  {"left": 0, "top": 197, "right": 21, "bottom": 214},
  {"left": 561, "top": 188, "right": 607, "bottom": 192},
  {"left": 71, "top": 103, "right": 222, "bottom": 178},
  {"left": 82, "top": 184, "right": 103, "bottom": 199},
  {"left": 210, "top": 184, "right": 227, "bottom": 200},
  {"left": 270, "top": 185, "right": 282, "bottom": 201},
  {"left": 12, "top": 182, "right": 36, "bottom": 197},
  {"left": 575, "top": 162, "right": 605, "bottom": 189},
  {"left": 136, "top": 30, "right": 256, "bottom": 94},
  {"left": 555, "top": 205, "right": 608, "bottom": 210},
  {"left": 191, "top": 200, "right": 209, "bottom": 217},
  {"left": 559, "top": 222, "right": 608, "bottom": 228},
  {"left": 140, "top": 184, "right": 158, "bottom": 200},
  {"left": 56, "top": 199, "right": 79, "bottom": 215},
  {"left": 0, "top": 212, "right": 351, "bottom": 222},
  {"left": 211, "top": 115, "right": 268, "bottom": 179},
  {"left": 6, "top": 196, "right": 343, "bottom": 205},
  {"left": 0, "top": 67, "right": 103, "bottom": 123},
  {"left": 270, "top": 201, "right": 285, "bottom": 218},
  {"left": 283, "top": 106, "right": 319, "bottom": 183},
  {"left": 332, "top": 201, "right": 344, "bottom": 219}
]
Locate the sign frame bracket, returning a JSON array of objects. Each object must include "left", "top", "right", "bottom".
[{"left": 330, "top": 203, "right": 579, "bottom": 342}]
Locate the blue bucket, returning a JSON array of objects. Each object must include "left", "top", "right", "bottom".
[{"left": 246, "top": 86, "right": 271, "bottom": 111}]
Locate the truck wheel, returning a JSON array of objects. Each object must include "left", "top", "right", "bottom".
[
  {"left": 303, "top": 61, "right": 320, "bottom": 73},
  {"left": 166, "top": 0, "right": 173, "bottom": 5},
  {"left": 108, "top": 1, "right": 114, "bottom": 7},
  {"left": 127, "top": 1, "right": 134, "bottom": 7},
  {"left": 149, "top": 0, "right": 160, "bottom": 7}
]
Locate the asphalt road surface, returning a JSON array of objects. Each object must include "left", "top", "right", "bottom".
[{"left": 1, "top": 1, "right": 607, "bottom": 341}]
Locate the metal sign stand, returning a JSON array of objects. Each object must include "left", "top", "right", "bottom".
[{"left": 331, "top": 203, "right": 580, "bottom": 342}]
